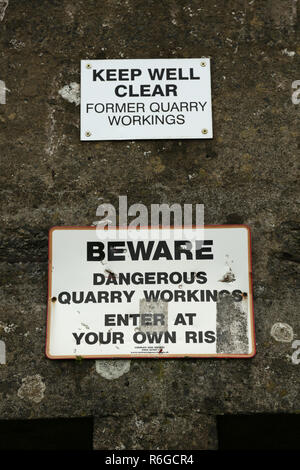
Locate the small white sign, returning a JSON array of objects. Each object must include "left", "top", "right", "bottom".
[
  {"left": 46, "top": 226, "right": 255, "bottom": 359},
  {"left": 80, "top": 58, "right": 213, "bottom": 140}
]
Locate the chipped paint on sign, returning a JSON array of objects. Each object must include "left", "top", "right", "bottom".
[
  {"left": 138, "top": 299, "right": 168, "bottom": 354},
  {"left": 271, "top": 322, "right": 294, "bottom": 343},
  {"left": 95, "top": 359, "right": 130, "bottom": 380},
  {"left": 219, "top": 254, "right": 236, "bottom": 282},
  {"left": 219, "top": 270, "right": 236, "bottom": 283},
  {"left": 139, "top": 299, "right": 168, "bottom": 332},
  {"left": 216, "top": 295, "right": 249, "bottom": 354},
  {"left": 0, "top": 340, "right": 6, "bottom": 364}
]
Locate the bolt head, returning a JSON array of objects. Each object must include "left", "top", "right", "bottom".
[
  {"left": 202, "top": 129, "right": 208, "bottom": 135},
  {"left": 200, "top": 61, "right": 206, "bottom": 67},
  {"left": 85, "top": 131, "right": 91, "bottom": 137},
  {"left": 86, "top": 63, "right": 91, "bottom": 69}
]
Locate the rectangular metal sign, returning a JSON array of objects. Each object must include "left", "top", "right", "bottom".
[
  {"left": 46, "top": 226, "right": 255, "bottom": 359},
  {"left": 80, "top": 58, "right": 213, "bottom": 140}
]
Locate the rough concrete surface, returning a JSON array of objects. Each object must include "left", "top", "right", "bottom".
[{"left": 0, "top": 0, "right": 299, "bottom": 450}]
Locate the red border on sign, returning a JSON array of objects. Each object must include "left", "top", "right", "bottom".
[{"left": 46, "top": 225, "right": 256, "bottom": 360}]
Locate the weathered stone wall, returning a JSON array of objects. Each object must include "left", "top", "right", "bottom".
[{"left": 0, "top": 0, "right": 299, "bottom": 450}]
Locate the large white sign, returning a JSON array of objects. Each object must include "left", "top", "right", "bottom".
[
  {"left": 46, "top": 226, "right": 255, "bottom": 359},
  {"left": 80, "top": 58, "right": 213, "bottom": 140}
]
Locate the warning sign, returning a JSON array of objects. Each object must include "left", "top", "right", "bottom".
[
  {"left": 46, "top": 226, "right": 255, "bottom": 359},
  {"left": 80, "top": 58, "right": 213, "bottom": 140}
]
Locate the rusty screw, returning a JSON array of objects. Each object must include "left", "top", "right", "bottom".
[
  {"left": 85, "top": 131, "right": 92, "bottom": 137},
  {"left": 202, "top": 128, "right": 208, "bottom": 135}
]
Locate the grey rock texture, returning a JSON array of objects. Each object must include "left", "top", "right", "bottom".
[{"left": 0, "top": 0, "right": 299, "bottom": 450}]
